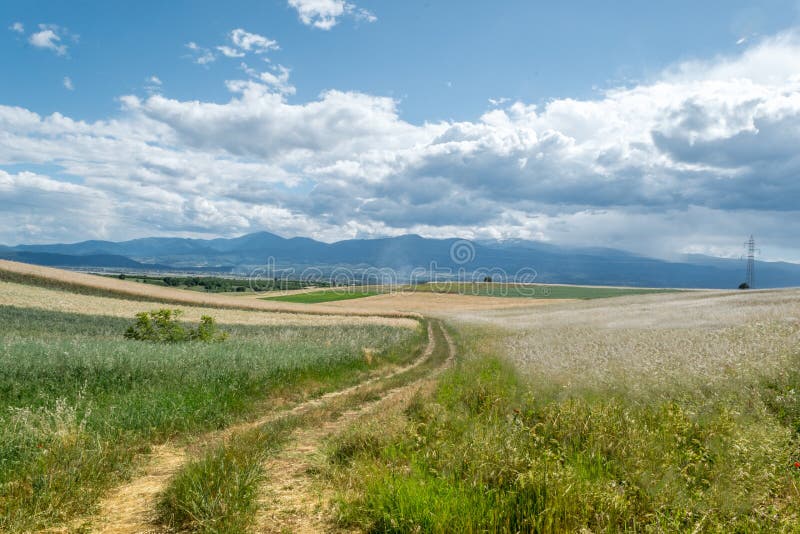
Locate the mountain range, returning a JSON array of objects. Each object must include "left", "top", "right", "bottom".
[{"left": 2, "top": 232, "right": 799, "bottom": 289}]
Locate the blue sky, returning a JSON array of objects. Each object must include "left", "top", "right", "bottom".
[
  {"left": 4, "top": 1, "right": 798, "bottom": 123},
  {"left": 2, "top": 0, "right": 800, "bottom": 261}
]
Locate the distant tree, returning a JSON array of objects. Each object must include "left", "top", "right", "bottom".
[
  {"left": 484, "top": 276, "right": 493, "bottom": 283},
  {"left": 118, "top": 273, "right": 126, "bottom": 280},
  {"left": 738, "top": 282, "right": 750, "bottom": 290}
]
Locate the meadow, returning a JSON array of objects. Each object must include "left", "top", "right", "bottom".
[
  {"left": 0, "top": 304, "right": 422, "bottom": 531},
  {"left": 4, "top": 258, "right": 800, "bottom": 533},
  {"left": 405, "top": 281, "right": 678, "bottom": 299},
  {"left": 324, "top": 290, "right": 800, "bottom": 532},
  {"left": 264, "top": 289, "right": 380, "bottom": 304},
  {"left": 103, "top": 273, "right": 328, "bottom": 293}
]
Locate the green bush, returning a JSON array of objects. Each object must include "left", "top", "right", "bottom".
[{"left": 124, "top": 309, "right": 228, "bottom": 343}]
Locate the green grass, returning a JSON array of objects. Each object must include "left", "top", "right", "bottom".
[
  {"left": 103, "top": 274, "right": 328, "bottom": 293},
  {"left": 263, "top": 289, "right": 380, "bottom": 304},
  {"left": 405, "top": 282, "right": 677, "bottom": 299},
  {"left": 0, "top": 304, "right": 421, "bottom": 532},
  {"left": 262, "top": 283, "right": 675, "bottom": 303},
  {"left": 157, "top": 321, "right": 453, "bottom": 534},
  {"left": 158, "top": 415, "right": 300, "bottom": 534},
  {"left": 327, "top": 326, "right": 800, "bottom": 532}
]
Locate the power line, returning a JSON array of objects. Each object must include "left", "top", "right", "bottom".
[{"left": 743, "top": 235, "right": 759, "bottom": 289}]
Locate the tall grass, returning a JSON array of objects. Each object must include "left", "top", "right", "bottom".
[
  {"left": 156, "top": 321, "right": 450, "bottom": 533},
  {"left": 158, "top": 415, "right": 300, "bottom": 534},
  {"left": 328, "top": 322, "right": 800, "bottom": 532},
  {"left": 0, "top": 305, "right": 420, "bottom": 532}
]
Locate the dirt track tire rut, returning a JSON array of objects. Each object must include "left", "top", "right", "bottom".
[
  {"left": 253, "top": 321, "right": 455, "bottom": 533},
  {"left": 62, "top": 320, "right": 448, "bottom": 534}
]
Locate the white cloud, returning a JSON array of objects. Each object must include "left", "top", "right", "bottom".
[
  {"left": 216, "top": 45, "right": 245, "bottom": 58},
  {"left": 488, "top": 97, "right": 510, "bottom": 106},
  {"left": 288, "top": 0, "right": 376, "bottom": 30},
  {"left": 9, "top": 22, "right": 24, "bottom": 34},
  {"left": 144, "top": 75, "right": 163, "bottom": 95},
  {"left": 63, "top": 76, "right": 74, "bottom": 90},
  {"left": 229, "top": 29, "right": 278, "bottom": 54},
  {"left": 28, "top": 24, "right": 70, "bottom": 56},
  {"left": 239, "top": 62, "right": 296, "bottom": 95},
  {"left": 187, "top": 29, "right": 278, "bottom": 66},
  {"left": 185, "top": 41, "right": 215, "bottom": 65},
  {"left": 4, "top": 30, "right": 800, "bottom": 260}
]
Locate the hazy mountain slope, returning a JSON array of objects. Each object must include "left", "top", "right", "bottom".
[{"left": 5, "top": 233, "right": 799, "bottom": 289}]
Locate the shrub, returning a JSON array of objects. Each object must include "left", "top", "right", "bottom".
[{"left": 124, "top": 309, "right": 228, "bottom": 343}]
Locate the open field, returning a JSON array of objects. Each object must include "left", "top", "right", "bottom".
[
  {"left": 101, "top": 273, "right": 327, "bottom": 293},
  {"left": 0, "top": 285, "right": 425, "bottom": 531},
  {"left": 0, "top": 279, "right": 416, "bottom": 329},
  {"left": 403, "top": 281, "right": 679, "bottom": 299},
  {"left": 5, "top": 261, "right": 800, "bottom": 532},
  {"left": 0, "top": 260, "right": 544, "bottom": 317},
  {"left": 318, "top": 290, "right": 568, "bottom": 314},
  {"left": 0, "top": 260, "right": 415, "bottom": 318},
  {"left": 263, "top": 289, "right": 380, "bottom": 304},
  {"left": 325, "top": 288, "right": 800, "bottom": 531}
]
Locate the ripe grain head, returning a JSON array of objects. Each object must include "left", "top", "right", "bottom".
[{"left": 450, "top": 289, "right": 800, "bottom": 396}]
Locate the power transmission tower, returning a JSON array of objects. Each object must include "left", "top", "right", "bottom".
[{"left": 744, "top": 235, "right": 757, "bottom": 289}]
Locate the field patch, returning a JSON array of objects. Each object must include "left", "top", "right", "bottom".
[
  {"left": 263, "top": 289, "right": 380, "bottom": 304},
  {"left": 0, "top": 260, "right": 415, "bottom": 319},
  {"left": 0, "top": 280, "right": 416, "bottom": 329},
  {"left": 0, "top": 304, "right": 422, "bottom": 532},
  {"left": 328, "top": 289, "right": 800, "bottom": 531},
  {"left": 406, "top": 281, "right": 677, "bottom": 299}
]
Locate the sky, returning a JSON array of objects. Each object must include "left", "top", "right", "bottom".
[{"left": 2, "top": 0, "right": 800, "bottom": 262}]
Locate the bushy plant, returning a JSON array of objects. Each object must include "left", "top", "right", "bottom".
[{"left": 124, "top": 309, "right": 228, "bottom": 343}]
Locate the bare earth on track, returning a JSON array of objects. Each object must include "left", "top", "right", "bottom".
[{"left": 254, "top": 323, "right": 456, "bottom": 533}]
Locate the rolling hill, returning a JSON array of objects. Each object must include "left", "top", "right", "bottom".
[{"left": 3, "top": 232, "right": 800, "bottom": 289}]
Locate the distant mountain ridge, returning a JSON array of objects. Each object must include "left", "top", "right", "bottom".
[{"left": 3, "top": 231, "right": 800, "bottom": 289}]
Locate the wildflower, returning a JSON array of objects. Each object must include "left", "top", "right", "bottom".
[{"left": 794, "top": 461, "right": 800, "bottom": 469}]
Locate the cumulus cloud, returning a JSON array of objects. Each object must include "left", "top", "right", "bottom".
[
  {"left": 9, "top": 22, "right": 24, "bottom": 34},
  {"left": 3, "top": 30, "right": 800, "bottom": 260},
  {"left": 239, "top": 62, "right": 296, "bottom": 95},
  {"left": 62, "top": 76, "right": 74, "bottom": 90},
  {"left": 288, "top": 0, "right": 376, "bottom": 30},
  {"left": 229, "top": 28, "right": 278, "bottom": 54},
  {"left": 27, "top": 24, "right": 74, "bottom": 56}
]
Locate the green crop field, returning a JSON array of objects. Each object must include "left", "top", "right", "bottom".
[
  {"left": 405, "top": 281, "right": 678, "bottom": 299},
  {"left": 0, "top": 304, "right": 421, "bottom": 531},
  {"left": 263, "top": 289, "right": 380, "bottom": 304}
]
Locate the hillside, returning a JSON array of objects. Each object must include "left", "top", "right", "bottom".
[{"left": 4, "top": 232, "right": 800, "bottom": 289}]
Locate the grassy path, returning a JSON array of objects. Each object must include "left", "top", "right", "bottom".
[
  {"left": 254, "top": 322, "right": 456, "bottom": 533},
  {"left": 73, "top": 321, "right": 444, "bottom": 533}
]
